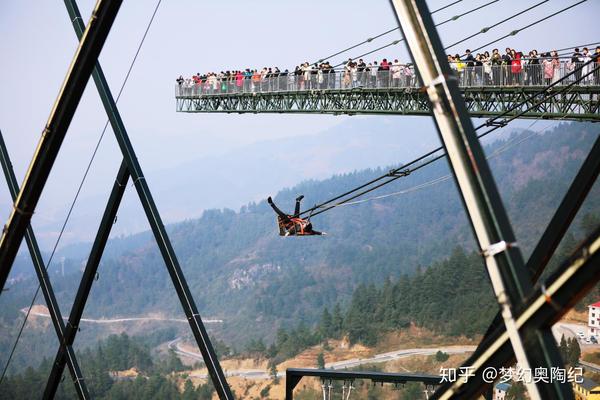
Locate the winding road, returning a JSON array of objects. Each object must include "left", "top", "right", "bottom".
[
  {"left": 23, "top": 308, "right": 224, "bottom": 324},
  {"left": 170, "top": 338, "right": 476, "bottom": 380},
  {"left": 173, "top": 323, "right": 600, "bottom": 380}
]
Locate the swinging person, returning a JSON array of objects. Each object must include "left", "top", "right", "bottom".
[{"left": 267, "top": 195, "right": 324, "bottom": 236}]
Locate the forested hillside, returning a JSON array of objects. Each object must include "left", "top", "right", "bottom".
[
  {"left": 257, "top": 225, "right": 599, "bottom": 364},
  {"left": 1, "top": 122, "right": 598, "bottom": 371},
  {"left": 0, "top": 333, "right": 214, "bottom": 400}
]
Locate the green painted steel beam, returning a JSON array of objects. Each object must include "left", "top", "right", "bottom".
[
  {"left": 0, "top": 131, "right": 90, "bottom": 399},
  {"left": 175, "top": 86, "right": 600, "bottom": 121},
  {"left": 0, "top": 0, "right": 122, "bottom": 293},
  {"left": 389, "top": 0, "right": 571, "bottom": 399}
]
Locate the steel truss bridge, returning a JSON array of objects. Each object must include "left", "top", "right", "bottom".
[{"left": 175, "top": 71, "right": 600, "bottom": 121}]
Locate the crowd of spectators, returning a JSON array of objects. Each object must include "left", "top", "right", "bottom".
[
  {"left": 175, "top": 58, "right": 413, "bottom": 93},
  {"left": 448, "top": 46, "right": 600, "bottom": 86},
  {"left": 176, "top": 46, "right": 600, "bottom": 94}
]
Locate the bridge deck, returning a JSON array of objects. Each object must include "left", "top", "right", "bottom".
[{"left": 175, "top": 67, "right": 600, "bottom": 121}]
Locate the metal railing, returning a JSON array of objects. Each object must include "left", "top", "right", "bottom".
[{"left": 175, "top": 62, "right": 600, "bottom": 97}]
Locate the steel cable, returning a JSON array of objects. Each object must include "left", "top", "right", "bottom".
[
  {"left": 463, "top": 0, "right": 589, "bottom": 55},
  {"left": 309, "top": 0, "right": 465, "bottom": 65},
  {"left": 299, "top": 60, "right": 599, "bottom": 217},
  {"left": 331, "top": 0, "right": 506, "bottom": 67},
  {"left": 333, "top": 0, "right": 588, "bottom": 68}
]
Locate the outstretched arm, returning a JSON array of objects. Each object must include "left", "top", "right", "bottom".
[{"left": 267, "top": 197, "right": 288, "bottom": 219}]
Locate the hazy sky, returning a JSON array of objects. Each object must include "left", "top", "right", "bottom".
[{"left": 0, "top": 0, "right": 598, "bottom": 249}]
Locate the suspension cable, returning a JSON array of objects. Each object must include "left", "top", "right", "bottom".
[
  {"left": 431, "top": 0, "right": 464, "bottom": 14},
  {"left": 299, "top": 60, "right": 599, "bottom": 218},
  {"left": 332, "top": 119, "right": 551, "bottom": 208},
  {"left": 334, "top": 0, "right": 588, "bottom": 68},
  {"left": 436, "top": 0, "right": 500, "bottom": 27},
  {"left": 553, "top": 41, "right": 600, "bottom": 54},
  {"left": 444, "top": 0, "right": 550, "bottom": 50},
  {"left": 0, "top": 0, "right": 162, "bottom": 386},
  {"left": 463, "top": 0, "right": 588, "bottom": 55},
  {"left": 310, "top": 0, "right": 465, "bottom": 65},
  {"left": 308, "top": 63, "right": 598, "bottom": 217},
  {"left": 331, "top": 0, "right": 502, "bottom": 68}
]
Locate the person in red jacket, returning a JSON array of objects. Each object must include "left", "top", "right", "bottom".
[
  {"left": 511, "top": 50, "right": 523, "bottom": 85},
  {"left": 235, "top": 70, "right": 244, "bottom": 93},
  {"left": 379, "top": 58, "right": 391, "bottom": 87}
]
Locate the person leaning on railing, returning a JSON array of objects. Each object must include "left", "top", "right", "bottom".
[
  {"left": 455, "top": 54, "right": 466, "bottom": 85},
  {"left": 510, "top": 50, "right": 523, "bottom": 86},
  {"left": 595, "top": 46, "right": 600, "bottom": 85},
  {"left": 501, "top": 48, "right": 512, "bottom": 85},
  {"left": 526, "top": 50, "right": 540, "bottom": 85},
  {"left": 581, "top": 48, "right": 593, "bottom": 85},
  {"left": 542, "top": 53, "right": 554, "bottom": 85},
  {"left": 251, "top": 69, "right": 260, "bottom": 92},
  {"left": 370, "top": 61, "right": 378, "bottom": 88},
  {"left": 550, "top": 50, "right": 561, "bottom": 84},
  {"left": 464, "top": 49, "right": 475, "bottom": 86},
  {"left": 491, "top": 49, "right": 502, "bottom": 85},
  {"left": 571, "top": 48, "right": 584, "bottom": 82},
  {"left": 403, "top": 63, "right": 414, "bottom": 87},
  {"left": 474, "top": 53, "right": 483, "bottom": 86},
  {"left": 357, "top": 59, "right": 367, "bottom": 87},
  {"left": 391, "top": 59, "right": 402, "bottom": 87}
]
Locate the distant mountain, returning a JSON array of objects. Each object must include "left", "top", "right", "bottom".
[
  {"left": 2, "top": 122, "right": 598, "bottom": 369},
  {"left": 21, "top": 116, "right": 442, "bottom": 251}
]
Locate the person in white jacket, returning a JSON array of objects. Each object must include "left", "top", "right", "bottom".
[
  {"left": 582, "top": 47, "right": 592, "bottom": 85},
  {"left": 391, "top": 59, "right": 402, "bottom": 87}
]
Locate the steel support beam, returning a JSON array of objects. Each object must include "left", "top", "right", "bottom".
[
  {"left": 388, "top": 1, "right": 570, "bottom": 399},
  {"left": 43, "top": 161, "right": 129, "bottom": 399},
  {"left": 526, "top": 135, "right": 600, "bottom": 279},
  {"left": 285, "top": 368, "right": 441, "bottom": 400},
  {"left": 479, "top": 134, "right": 600, "bottom": 348},
  {"left": 0, "top": 0, "right": 122, "bottom": 292},
  {"left": 432, "top": 227, "right": 600, "bottom": 399},
  {"left": 63, "top": 1, "right": 233, "bottom": 398},
  {"left": 0, "top": 131, "right": 89, "bottom": 399},
  {"left": 174, "top": 87, "right": 600, "bottom": 121}
]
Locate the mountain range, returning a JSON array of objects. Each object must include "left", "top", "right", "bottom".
[{"left": 1, "top": 121, "right": 598, "bottom": 372}]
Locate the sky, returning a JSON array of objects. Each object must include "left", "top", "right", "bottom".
[{"left": 0, "top": 0, "right": 598, "bottom": 250}]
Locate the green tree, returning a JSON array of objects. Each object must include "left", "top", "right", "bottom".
[
  {"left": 506, "top": 381, "right": 526, "bottom": 400},
  {"left": 260, "top": 385, "right": 271, "bottom": 398},
  {"left": 269, "top": 361, "right": 279, "bottom": 384},
  {"left": 559, "top": 334, "right": 568, "bottom": 362},
  {"left": 320, "top": 307, "right": 333, "bottom": 338},
  {"left": 182, "top": 379, "right": 197, "bottom": 400},
  {"left": 162, "top": 349, "right": 185, "bottom": 373},
  {"left": 332, "top": 303, "right": 344, "bottom": 337},
  {"left": 317, "top": 352, "right": 325, "bottom": 369},
  {"left": 399, "top": 382, "right": 425, "bottom": 399},
  {"left": 568, "top": 337, "right": 581, "bottom": 365},
  {"left": 197, "top": 381, "right": 215, "bottom": 400},
  {"left": 435, "top": 350, "right": 449, "bottom": 362},
  {"left": 246, "top": 338, "right": 267, "bottom": 354}
]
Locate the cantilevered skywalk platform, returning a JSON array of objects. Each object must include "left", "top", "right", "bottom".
[{"left": 175, "top": 68, "right": 600, "bottom": 121}]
